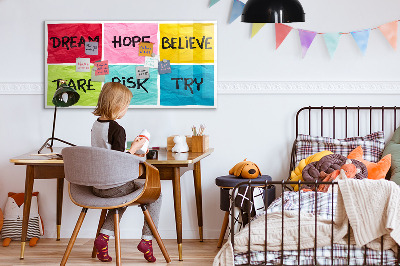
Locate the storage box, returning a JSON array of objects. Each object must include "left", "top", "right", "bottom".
[
  {"left": 191, "top": 135, "right": 209, "bottom": 153},
  {"left": 167, "top": 135, "right": 192, "bottom": 151}
]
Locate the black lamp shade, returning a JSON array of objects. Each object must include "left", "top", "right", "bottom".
[
  {"left": 52, "top": 84, "right": 80, "bottom": 107},
  {"left": 241, "top": 0, "right": 305, "bottom": 23}
]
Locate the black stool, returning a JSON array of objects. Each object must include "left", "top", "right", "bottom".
[{"left": 215, "top": 175, "right": 275, "bottom": 248}]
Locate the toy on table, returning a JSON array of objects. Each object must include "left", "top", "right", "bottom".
[
  {"left": 172, "top": 135, "right": 189, "bottom": 153},
  {"left": 229, "top": 159, "right": 261, "bottom": 179},
  {"left": 1, "top": 192, "right": 44, "bottom": 247}
]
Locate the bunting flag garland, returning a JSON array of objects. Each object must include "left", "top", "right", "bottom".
[
  {"left": 351, "top": 29, "right": 370, "bottom": 55},
  {"left": 229, "top": 0, "right": 245, "bottom": 24},
  {"left": 298, "top": 29, "right": 317, "bottom": 58},
  {"left": 378, "top": 21, "right": 398, "bottom": 50},
  {"left": 323, "top": 33, "right": 341, "bottom": 58},
  {"left": 209, "top": 0, "right": 220, "bottom": 8},
  {"left": 251, "top": 23, "right": 266, "bottom": 38},
  {"left": 275, "top": 23, "right": 293, "bottom": 49},
  {"left": 206, "top": 3, "right": 400, "bottom": 57}
]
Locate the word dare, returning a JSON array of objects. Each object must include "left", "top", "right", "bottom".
[
  {"left": 50, "top": 36, "right": 100, "bottom": 51},
  {"left": 162, "top": 36, "right": 212, "bottom": 50},
  {"left": 52, "top": 79, "right": 94, "bottom": 93},
  {"left": 112, "top": 36, "right": 150, "bottom": 48},
  {"left": 112, "top": 77, "right": 150, "bottom": 93},
  {"left": 171, "top": 78, "right": 204, "bottom": 94}
]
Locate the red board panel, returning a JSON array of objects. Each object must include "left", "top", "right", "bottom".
[{"left": 47, "top": 23, "right": 102, "bottom": 64}]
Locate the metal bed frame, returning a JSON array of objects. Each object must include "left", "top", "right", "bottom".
[{"left": 230, "top": 106, "right": 400, "bottom": 266}]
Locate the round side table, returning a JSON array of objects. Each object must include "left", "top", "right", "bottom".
[{"left": 215, "top": 175, "right": 275, "bottom": 248}]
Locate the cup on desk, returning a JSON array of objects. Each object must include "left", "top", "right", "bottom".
[{"left": 146, "top": 149, "right": 158, "bottom": 160}]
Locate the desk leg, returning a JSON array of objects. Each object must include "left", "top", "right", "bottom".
[
  {"left": 56, "top": 178, "right": 64, "bottom": 241},
  {"left": 20, "top": 165, "right": 35, "bottom": 259},
  {"left": 193, "top": 161, "right": 203, "bottom": 242},
  {"left": 172, "top": 167, "right": 183, "bottom": 261}
]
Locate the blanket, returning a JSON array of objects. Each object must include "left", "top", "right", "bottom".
[
  {"left": 214, "top": 179, "right": 400, "bottom": 266},
  {"left": 335, "top": 178, "right": 400, "bottom": 251}
]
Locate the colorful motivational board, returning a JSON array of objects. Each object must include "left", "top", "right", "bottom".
[{"left": 45, "top": 21, "right": 217, "bottom": 108}]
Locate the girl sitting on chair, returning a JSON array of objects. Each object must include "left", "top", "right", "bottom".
[{"left": 91, "top": 82, "right": 162, "bottom": 263}]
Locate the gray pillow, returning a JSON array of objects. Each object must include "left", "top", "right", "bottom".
[{"left": 382, "top": 126, "right": 400, "bottom": 184}]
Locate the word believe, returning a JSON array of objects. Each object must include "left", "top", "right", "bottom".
[
  {"left": 171, "top": 78, "right": 204, "bottom": 94},
  {"left": 50, "top": 36, "right": 100, "bottom": 50},
  {"left": 112, "top": 36, "right": 150, "bottom": 48},
  {"left": 162, "top": 36, "right": 212, "bottom": 50}
]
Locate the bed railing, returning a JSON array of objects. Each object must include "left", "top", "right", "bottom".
[
  {"left": 230, "top": 180, "right": 400, "bottom": 266},
  {"left": 289, "top": 106, "right": 400, "bottom": 185}
]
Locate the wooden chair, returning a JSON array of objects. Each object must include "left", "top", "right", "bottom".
[{"left": 60, "top": 146, "right": 171, "bottom": 265}]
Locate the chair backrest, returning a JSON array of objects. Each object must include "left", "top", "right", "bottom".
[{"left": 62, "top": 146, "right": 145, "bottom": 187}]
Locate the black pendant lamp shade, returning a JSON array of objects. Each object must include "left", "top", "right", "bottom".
[{"left": 241, "top": 0, "right": 305, "bottom": 23}]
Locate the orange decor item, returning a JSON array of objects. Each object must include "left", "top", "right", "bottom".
[
  {"left": 229, "top": 159, "right": 261, "bottom": 179},
  {"left": 348, "top": 146, "right": 391, "bottom": 180}
]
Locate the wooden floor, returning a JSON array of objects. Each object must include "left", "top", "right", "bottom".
[{"left": 0, "top": 239, "right": 221, "bottom": 265}]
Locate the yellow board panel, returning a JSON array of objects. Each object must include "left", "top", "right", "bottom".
[{"left": 159, "top": 23, "right": 215, "bottom": 64}]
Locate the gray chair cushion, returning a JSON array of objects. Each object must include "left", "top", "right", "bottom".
[
  {"left": 62, "top": 146, "right": 145, "bottom": 188},
  {"left": 69, "top": 180, "right": 145, "bottom": 208}
]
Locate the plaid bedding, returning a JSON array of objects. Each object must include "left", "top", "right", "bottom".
[
  {"left": 234, "top": 244, "right": 397, "bottom": 265},
  {"left": 294, "top": 131, "right": 385, "bottom": 166},
  {"left": 234, "top": 191, "right": 397, "bottom": 265}
]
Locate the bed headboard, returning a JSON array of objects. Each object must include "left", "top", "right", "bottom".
[{"left": 290, "top": 106, "right": 400, "bottom": 179}]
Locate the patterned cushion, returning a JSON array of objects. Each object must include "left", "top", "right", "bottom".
[{"left": 294, "top": 131, "right": 385, "bottom": 166}]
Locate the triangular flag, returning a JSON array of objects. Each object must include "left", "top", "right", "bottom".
[
  {"left": 298, "top": 29, "right": 317, "bottom": 58},
  {"left": 251, "top": 23, "right": 266, "bottom": 38},
  {"left": 351, "top": 29, "right": 370, "bottom": 55},
  {"left": 275, "top": 23, "right": 293, "bottom": 49},
  {"left": 229, "top": 0, "right": 245, "bottom": 24},
  {"left": 209, "top": 0, "right": 220, "bottom": 7},
  {"left": 323, "top": 33, "right": 341, "bottom": 58},
  {"left": 378, "top": 21, "right": 397, "bottom": 50}
]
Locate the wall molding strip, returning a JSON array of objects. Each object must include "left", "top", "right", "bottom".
[{"left": 1, "top": 81, "right": 400, "bottom": 95}]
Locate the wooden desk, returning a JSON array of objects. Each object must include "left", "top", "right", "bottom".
[
  {"left": 10, "top": 147, "right": 213, "bottom": 261},
  {"left": 146, "top": 148, "right": 213, "bottom": 260},
  {"left": 9, "top": 148, "right": 64, "bottom": 259}
]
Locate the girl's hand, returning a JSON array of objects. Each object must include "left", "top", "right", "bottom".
[
  {"left": 134, "top": 148, "right": 149, "bottom": 157},
  {"left": 129, "top": 137, "right": 147, "bottom": 155}
]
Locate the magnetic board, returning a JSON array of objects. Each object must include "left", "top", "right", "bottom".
[{"left": 45, "top": 21, "right": 217, "bottom": 108}]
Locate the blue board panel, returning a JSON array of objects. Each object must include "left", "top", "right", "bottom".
[
  {"left": 105, "top": 65, "right": 158, "bottom": 106},
  {"left": 160, "top": 65, "right": 214, "bottom": 106}
]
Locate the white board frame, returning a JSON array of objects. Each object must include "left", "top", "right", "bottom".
[{"left": 45, "top": 20, "right": 217, "bottom": 109}]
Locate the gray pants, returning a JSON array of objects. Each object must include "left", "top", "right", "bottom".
[{"left": 92, "top": 180, "right": 162, "bottom": 240}]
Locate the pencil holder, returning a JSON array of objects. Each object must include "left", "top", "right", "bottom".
[{"left": 191, "top": 135, "right": 209, "bottom": 153}]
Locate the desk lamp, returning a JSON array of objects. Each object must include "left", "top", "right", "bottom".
[
  {"left": 241, "top": 0, "right": 305, "bottom": 23},
  {"left": 38, "top": 80, "right": 80, "bottom": 154}
]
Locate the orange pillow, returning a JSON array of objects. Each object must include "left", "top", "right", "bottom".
[{"left": 347, "top": 146, "right": 391, "bottom": 180}]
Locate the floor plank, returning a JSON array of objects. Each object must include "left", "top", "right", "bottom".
[{"left": 0, "top": 239, "right": 222, "bottom": 265}]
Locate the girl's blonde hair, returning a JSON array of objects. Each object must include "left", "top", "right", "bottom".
[{"left": 93, "top": 82, "right": 133, "bottom": 120}]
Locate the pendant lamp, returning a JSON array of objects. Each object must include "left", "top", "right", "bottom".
[
  {"left": 241, "top": 0, "right": 305, "bottom": 23},
  {"left": 38, "top": 80, "right": 80, "bottom": 154}
]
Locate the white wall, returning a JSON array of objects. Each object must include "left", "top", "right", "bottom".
[{"left": 1, "top": 0, "right": 400, "bottom": 239}]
